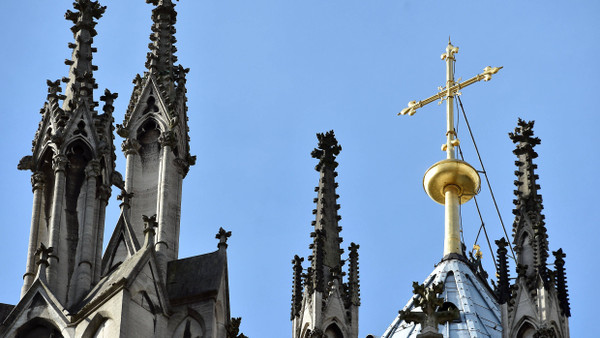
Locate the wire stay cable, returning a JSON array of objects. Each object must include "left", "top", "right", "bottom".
[{"left": 456, "top": 96, "right": 517, "bottom": 265}]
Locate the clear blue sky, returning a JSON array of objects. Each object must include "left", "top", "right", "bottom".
[{"left": 0, "top": 1, "right": 597, "bottom": 337}]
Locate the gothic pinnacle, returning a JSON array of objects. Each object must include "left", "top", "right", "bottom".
[
  {"left": 309, "top": 130, "right": 344, "bottom": 293},
  {"left": 509, "top": 119, "right": 549, "bottom": 283},
  {"left": 145, "top": 0, "right": 179, "bottom": 91},
  {"left": 62, "top": 0, "right": 106, "bottom": 112}
]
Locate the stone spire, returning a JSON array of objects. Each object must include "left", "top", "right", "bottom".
[
  {"left": 308, "top": 130, "right": 344, "bottom": 290},
  {"left": 62, "top": 0, "right": 105, "bottom": 111},
  {"left": 292, "top": 131, "right": 359, "bottom": 338},
  {"left": 499, "top": 119, "right": 571, "bottom": 337},
  {"left": 509, "top": 119, "right": 549, "bottom": 285},
  {"left": 145, "top": 0, "right": 179, "bottom": 89}
]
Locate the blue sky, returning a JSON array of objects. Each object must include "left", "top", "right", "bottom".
[{"left": 0, "top": 1, "right": 597, "bottom": 337}]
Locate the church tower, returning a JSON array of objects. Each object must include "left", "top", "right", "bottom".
[
  {"left": 292, "top": 131, "right": 360, "bottom": 338},
  {"left": 1, "top": 1, "right": 236, "bottom": 337},
  {"left": 496, "top": 119, "right": 570, "bottom": 337},
  {"left": 114, "top": 0, "right": 195, "bottom": 277},
  {"left": 16, "top": 0, "right": 117, "bottom": 307}
]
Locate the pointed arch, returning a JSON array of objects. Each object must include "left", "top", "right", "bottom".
[
  {"left": 324, "top": 323, "right": 344, "bottom": 338},
  {"left": 514, "top": 317, "right": 537, "bottom": 338},
  {"left": 172, "top": 311, "right": 205, "bottom": 338}
]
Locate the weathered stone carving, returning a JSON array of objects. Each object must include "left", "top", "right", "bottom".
[
  {"left": 17, "top": 156, "right": 34, "bottom": 171},
  {"left": 226, "top": 316, "right": 247, "bottom": 338},
  {"left": 216, "top": 227, "right": 232, "bottom": 249},
  {"left": 85, "top": 159, "right": 101, "bottom": 178},
  {"left": 52, "top": 154, "right": 69, "bottom": 172},
  {"left": 158, "top": 130, "right": 177, "bottom": 149},
  {"left": 121, "top": 138, "right": 141, "bottom": 155},
  {"left": 142, "top": 214, "right": 158, "bottom": 248}
]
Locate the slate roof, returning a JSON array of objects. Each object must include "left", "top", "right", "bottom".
[
  {"left": 166, "top": 250, "right": 226, "bottom": 305},
  {"left": 382, "top": 257, "right": 502, "bottom": 338}
]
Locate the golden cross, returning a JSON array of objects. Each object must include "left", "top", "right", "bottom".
[{"left": 398, "top": 41, "right": 502, "bottom": 160}]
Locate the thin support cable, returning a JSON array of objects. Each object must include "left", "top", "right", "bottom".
[
  {"left": 457, "top": 96, "right": 517, "bottom": 264},
  {"left": 456, "top": 130, "right": 498, "bottom": 272}
]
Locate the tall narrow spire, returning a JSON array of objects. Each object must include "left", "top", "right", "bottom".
[
  {"left": 63, "top": 0, "right": 106, "bottom": 111},
  {"left": 509, "top": 119, "right": 549, "bottom": 283},
  {"left": 145, "top": 0, "right": 179, "bottom": 94},
  {"left": 500, "top": 119, "right": 571, "bottom": 338},
  {"left": 292, "top": 131, "right": 359, "bottom": 338},
  {"left": 309, "top": 130, "right": 344, "bottom": 289}
]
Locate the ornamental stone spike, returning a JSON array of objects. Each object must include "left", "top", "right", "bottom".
[
  {"left": 142, "top": 214, "right": 158, "bottom": 248},
  {"left": 292, "top": 130, "right": 359, "bottom": 338},
  {"left": 216, "top": 227, "right": 232, "bottom": 250},
  {"left": 62, "top": 0, "right": 106, "bottom": 111},
  {"left": 509, "top": 119, "right": 549, "bottom": 284},
  {"left": 396, "top": 41, "right": 501, "bottom": 258},
  {"left": 145, "top": 0, "right": 179, "bottom": 94},
  {"left": 309, "top": 130, "right": 344, "bottom": 290}
]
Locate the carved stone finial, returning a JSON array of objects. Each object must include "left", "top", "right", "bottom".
[
  {"left": 311, "top": 130, "right": 341, "bottom": 172},
  {"left": 225, "top": 316, "right": 247, "bottom": 338},
  {"left": 216, "top": 227, "right": 232, "bottom": 250},
  {"left": 100, "top": 88, "right": 118, "bottom": 115},
  {"left": 399, "top": 281, "right": 459, "bottom": 338},
  {"left": 117, "top": 189, "right": 134, "bottom": 208},
  {"left": 142, "top": 214, "right": 158, "bottom": 248}
]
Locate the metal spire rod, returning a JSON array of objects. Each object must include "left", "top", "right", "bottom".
[{"left": 399, "top": 41, "right": 502, "bottom": 257}]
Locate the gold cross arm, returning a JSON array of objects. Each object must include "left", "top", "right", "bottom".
[{"left": 398, "top": 66, "right": 503, "bottom": 116}]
